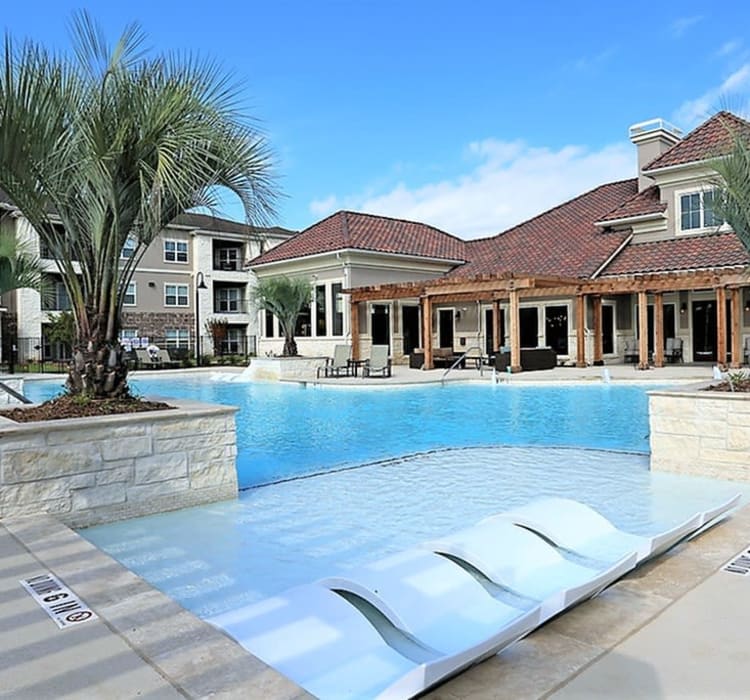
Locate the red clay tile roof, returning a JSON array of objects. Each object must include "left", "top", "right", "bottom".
[
  {"left": 643, "top": 111, "right": 750, "bottom": 172},
  {"left": 449, "top": 179, "right": 638, "bottom": 279},
  {"left": 597, "top": 185, "right": 666, "bottom": 223},
  {"left": 600, "top": 233, "right": 750, "bottom": 276},
  {"left": 250, "top": 210, "right": 467, "bottom": 265}
]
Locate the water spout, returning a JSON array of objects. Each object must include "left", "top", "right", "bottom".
[
  {"left": 712, "top": 365, "right": 723, "bottom": 381},
  {"left": 602, "top": 368, "right": 611, "bottom": 384}
]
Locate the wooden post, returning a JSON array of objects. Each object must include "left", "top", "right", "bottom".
[
  {"left": 509, "top": 288, "right": 521, "bottom": 372},
  {"left": 576, "top": 294, "right": 586, "bottom": 367},
  {"left": 592, "top": 295, "right": 603, "bottom": 366},
  {"left": 492, "top": 300, "right": 501, "bottom": 353},
  {"left": 350, "top": 301, "right": 360, "bottom": 361},
  {"left": 421, "top": 296, "right": 433, "bottom": 369},
  {"left": 653, "top": 292, "right": 664, "bottom": 368},
  {"left": 638, "top": 290, "right": 649, "bottom": 370},
  {"left": 716, "top": 286, "right": 727, "bottom": 367},
  {"left": 730, "top": 287, "right": 741, "bottom": 369}
]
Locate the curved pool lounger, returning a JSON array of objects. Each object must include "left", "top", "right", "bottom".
[
  {"left": 208, "top": 583, "right": 432, "bottom": 700},
  {"left": 492, "top": 497, "right": 704, "bottom": 564},
  {"left": 320, "top": 548, "right": 541, "bottom": 677},
  {"left": 697, "top": 493, "right": 742, "bottom": 528},
  {"left": 426, "top": 519, "right": 637, "bottom": 622}
]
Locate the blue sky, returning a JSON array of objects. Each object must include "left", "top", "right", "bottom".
[{"left": 5, "top": 1, "right": 750, "bottom": 238}]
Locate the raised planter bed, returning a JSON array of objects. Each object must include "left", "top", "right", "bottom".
[
  {"left": 246, "top": 356, "right": 328, "bottom": 381},
  {"left": 0, "top": 399, "right": 238, "bottom": 527},
  {"left": 649, "top": 383, "right": 750, "bottom": 481}
]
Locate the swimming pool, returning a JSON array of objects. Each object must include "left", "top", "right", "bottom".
[{"left": 27, "top": 376, "right": 654, "bottom": 488}]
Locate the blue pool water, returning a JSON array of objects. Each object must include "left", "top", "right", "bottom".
[{"left": 27, "top": 376, "right": 654, "bottom": 489}]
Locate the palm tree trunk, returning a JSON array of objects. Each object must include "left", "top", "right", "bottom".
[{"left": 283, "top": 333, "right": 297, "bottom": 357}]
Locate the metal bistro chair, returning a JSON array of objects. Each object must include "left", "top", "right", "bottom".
[{"left": 665, "top": 337, "right": 684, "bottom": 364}]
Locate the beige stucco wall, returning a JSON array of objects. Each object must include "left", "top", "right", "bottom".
[
  {"left": 649, "top": 385, "right": 750, "bottom": 481},
  {"left": 0, "top": 399, "right": 239, "bottom": 527}
]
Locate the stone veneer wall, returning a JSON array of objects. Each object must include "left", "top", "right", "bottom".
[
  {"left": 649, "top": 385, "right": 750, "bottom": 481},
  {"left": 247, "top": 356, "right": 328, "bottom": 381},
  {"left": 0, "top": 399, "right": 238, "bottom": 527}
]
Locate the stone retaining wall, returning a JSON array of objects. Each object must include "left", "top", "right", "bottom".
[
  {"left": 247, "top": 356, "right": 328, "bottom": 381},
  {"left": 649, "top": 385, "right": 750, "bottom": 481},
  {"left": 0, "top": 399, "right": 238, "bottom": 527}
]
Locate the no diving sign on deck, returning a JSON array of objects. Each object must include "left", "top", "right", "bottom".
[
  {"left": 722, "top": 547, "right": 750, "bottom": 576},
  {"left": 20, "top": 573, "right": 98, "bottom": 628}
]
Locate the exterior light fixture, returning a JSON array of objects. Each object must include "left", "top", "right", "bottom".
[{"left": 680, "top": 302, "right": 687, "bottom": 314}]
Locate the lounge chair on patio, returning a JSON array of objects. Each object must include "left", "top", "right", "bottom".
[
  {"left": 364, "top": 344, "right": 392, "bottom": 377},
  {"left": 323, "top": 344, "right": 351, "bottom": 377},
  {"left": 494, "top": 496, "right": 710, "bottom": 564},
  {"left": 155, "top": 348, "right": 180, "bottom": 369},
  {"left": 134, "top": 348, "right": 158, "bottom": 369},
  {"left": 425, "top": 518, "right": 636, "bottom": 623}
]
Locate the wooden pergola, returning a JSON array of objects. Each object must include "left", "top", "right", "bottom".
[{"left": 347, "top": 267, "right": 749, "bottom": 371}]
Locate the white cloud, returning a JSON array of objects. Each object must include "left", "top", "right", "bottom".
[
  {"left": 308, "top": 140, "right": 635, "bottom": 240},
  {"left": 716, "top": 40, "right": 741, "bottom": 58},
  {"left": 673, "top": 63, "right": 750, "bottom": 129},
  {"left": 670, "top": 15, "right": 702, "bottom": 38}
]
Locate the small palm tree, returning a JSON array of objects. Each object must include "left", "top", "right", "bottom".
[
  {"left": 710, "top": 114, "right": 750, "bottom": 255},
  {"left": 0, "top": 12, "right": 277, "bottom": 398},
  {"left": 253, "top": 276, "right": 312, "bottom": 356},
  {"left": 0, "top": 231, "right": 47, "bottom": 297}
]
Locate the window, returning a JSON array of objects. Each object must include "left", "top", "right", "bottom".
[
  {"left": 544, "top": 305, "right": 569, "bottom": 355},
  {"left": 332, "top": 283, "right": 344, "bottom": 336},
  {"left": 264, "top": 309, "right": 275, "bottom": 338},
  {"left": 164, "top": 239, "right": 188, "bottom": 263},
  {"left": 315, "top": 284, "right": 327, "bottom": 336},
  {"left": 680, "top": 189, "right": 719, "bottom": 231},
  {"left": 215, "top": 247, "right": 241, "bottom": 270},
  {"left": 42, "top": 278, "right": 71, "bottom": 311},
  {"left": 165, "top": 328, "right": 190, "bottom": 348},
  {"left": 121, "top": 235, "right": 137, "bottom": 259},
  {"left": 123, "top": 281, "right": 136, "bottom": 306},
  {"left": 215, "top": 287, "right": 242, "bottom": 313},
  {"left": 165, "top": 284, "right": 189, "bottom": 307},
  {"left": 119, "top": 328, "right": 139, "bottom": 349},
  {"left": 295, "top": 301, "right": 312, "bottom": 337}
]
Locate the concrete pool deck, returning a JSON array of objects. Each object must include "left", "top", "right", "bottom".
[{"left": 1, "top": 503, "right": 749, "bottom": 699}]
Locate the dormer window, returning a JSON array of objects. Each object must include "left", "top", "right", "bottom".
[{"left": 679, "top": 189, "right": 719, "bottom": 232}]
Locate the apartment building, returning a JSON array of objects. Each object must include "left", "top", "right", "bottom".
[{"left": 0, "top": 194, "right": 294, "bottom": 364}]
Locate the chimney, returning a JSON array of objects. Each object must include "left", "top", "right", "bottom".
[{"left": 629, "top": 119, "right": 682, "bottom": 192}]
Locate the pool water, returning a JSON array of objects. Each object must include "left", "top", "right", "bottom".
[
  {"left": 81, "top": 445, "right": 746, "bottom": 620},
  {"left": 26, "top": 376, "right": 654, "bottom": 488}
]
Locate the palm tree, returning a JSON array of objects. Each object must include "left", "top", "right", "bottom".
[
  {"left": 710, "top": 114, "right": 750, "bottom": 254},
  {"left": 253, "top": 276, "right": 312, "bottom": 356},
  {"left": 0, "top": 13, "right": 276, "bottom": 398},
  {"left": 0, "top": 231, "right": 47, "bottom": 297}
]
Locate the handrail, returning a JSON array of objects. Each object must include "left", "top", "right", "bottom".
[
  {"left": 0, "top": 381, "right": 33, "bottom": 404},
  {"left": 441, "top": 346, "right": 484, "bottom": 382}
]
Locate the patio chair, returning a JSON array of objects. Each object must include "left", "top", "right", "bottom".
[
  {"left": 135, "top": 348, "right": 158, "bottom": 369},
  {"left": 363, "top": 344, "right": 391, "bottom": 377},
  {"left": 155, "top": 348, "right": 180, "bottom": 369},
  {"left": 622, "top": 337, "right": 638, "bottom": 364},
  {"left": 323, "top": 344, "right": 351, "bottom": 377},
  {"left": 665, "top": 337, "right": 683, "bottom": 363}
]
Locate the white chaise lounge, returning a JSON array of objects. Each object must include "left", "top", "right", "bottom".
[
  {"left": 208, "top": 583, "right": 431, "bottom": 700},
  {"left": 495, "top": 495, "right": 739, "bottom": 564},
  {"left": 425, "top": 518, "right": 637, "bottom": 622},
  {"left": 321, "top": 549, "right": 540, "bottom": 682}
]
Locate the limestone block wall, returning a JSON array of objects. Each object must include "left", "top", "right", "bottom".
[
  {"left": 247, "top": 356, "right": 328, "bottom": 381},
  {"left": 649, "top": 386, "right": 750, "bottom": 481},
  {"left": 0, "top": 399, "right": 238, "bottom": 527}
]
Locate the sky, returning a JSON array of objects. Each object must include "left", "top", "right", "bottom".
[{"left": 4, "top": 1, "right": 750, "bottom": 239}]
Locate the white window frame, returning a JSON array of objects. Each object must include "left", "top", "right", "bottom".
[
  {"left": 165, "top": 328, "right": 190, "bottom": 348},
  {"left": 215, "top": 287, "right": 241, "bottom": 313},
  {"left": 123, "top": 281, "right": 137, "bottom": 306},
  {"left": 675, "top": 186, "right": 720, "bottom": 234},
  {"left": 164, "top": 283, "right": 189, "bottom": 307},
  {"left": 164, "top": 239, "right": 189, "bottom": 263},
  {"left": 121, "top": 235, "right": 137, "bottom": 259}
]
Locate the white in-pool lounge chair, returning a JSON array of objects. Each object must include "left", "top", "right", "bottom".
[
  {"left": 208, "top": 583, "right": 433, "bottom": 700},
  {"left": 320, "top": 548, "right": 540, "bottom": 675},
  {"left": 425, "top": 518, "right": 637, "bottom": 622},
  {"left": 494, "top": 496, "right": 709, "bottom": 564}
]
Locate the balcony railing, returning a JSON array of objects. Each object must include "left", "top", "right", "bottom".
[{"left": 213, "top": 300, "right": 249, "bottom": 314}]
